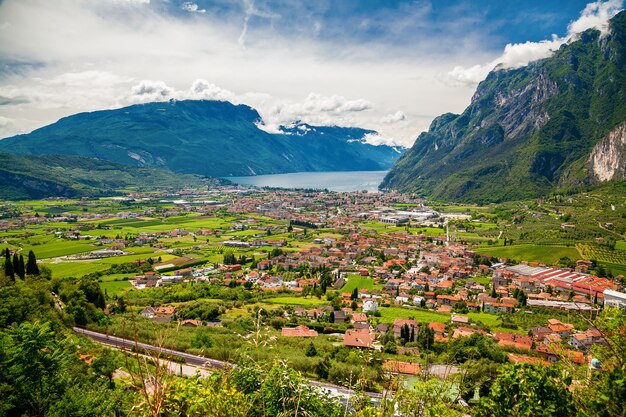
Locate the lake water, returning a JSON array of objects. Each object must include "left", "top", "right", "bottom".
[{"left": 227, "top": 171, "right": 388, "bottom": 192}]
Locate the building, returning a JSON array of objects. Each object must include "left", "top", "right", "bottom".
[
  {"left": 344, "top": 328, "right": 376, "bottom": 349},
  {"left": 604, "top": 289, "right": 626, "bottom": 310},
  {"left": 362, "top": 299, "right": 378, "bottom": 313},
  {"left": 281, "top": 325, "right": 318, "bottom": 337}
]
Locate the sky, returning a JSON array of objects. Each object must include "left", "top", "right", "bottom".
[{"left": 0, "top": 0, "right": 623, "bottom": 147}]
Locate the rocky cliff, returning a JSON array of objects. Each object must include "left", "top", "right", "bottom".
[{"left": 381, "top": 11, "right": 626, "bottom": 203}]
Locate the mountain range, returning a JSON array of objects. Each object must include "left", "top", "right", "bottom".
[
  {"left": 381, "top": 10, "right": 626, "bottom": 203},
  {"left": 0, "top": 100, "right": 403, "bottom": 178}
]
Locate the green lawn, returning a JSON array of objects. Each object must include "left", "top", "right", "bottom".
[
  {"left": 100, "top": 280, "right": 133, "bottom": 297},
  {"left": 340, "top": 275, "right": 380, "bottom": 293},
  {"left": 476, "top": 244, "right": 581, "bottom": 265},
  {"left": 377, "top": 306, "right": 450, "bottom": 324},
  {"left": 615, "top": 241, "right": 626, "bottom": 250},
  {"left": 472, "top": 276, "right": 492, "bottom": 286},
  {"left": 46, "top": 262, "right": 111, "bottom": 278},
  {"left": 21, "top": 239, "right": 100, "bottom": 259}
]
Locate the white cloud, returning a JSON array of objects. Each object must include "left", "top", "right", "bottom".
[
  {"left": 129, "top": 80, "right": 174, "bottom": 103},
  {"left": 0, "top": 0, "right": 478, "bottom": 147},
  {"left": 380, "top": 111, "right": 406, "bottom": 124},
  {"left": 446, "top": 0, "right": 624, "bottom": 86},
  {"left": 238, "top": 0, "right": 280, "bottom": 48},
  {"left": 181, "top": 2, "right": 206, "bottom": 14},
  {"left": 185, "top": 79, "right": 235, "bottom": 101},
  {"left": 568, "top": 0, "right": 623, "bottom": 34},
  {"left": 362, "top": 132, "right": 404, "bottom": 147}
]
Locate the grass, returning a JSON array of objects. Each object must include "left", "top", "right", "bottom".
[
  {"left": 471, "top": 276, "right": 492, "bottom": 286},
  {"left": 340, "top": 275, "right": 381, "bottom": 293},
  {"left": 377, "top": 306, "right": 450, "bottom": 324},
  {"left": 20, "top": 239, "right": 99, "bottom": 259},
  {"left": 476, "top": 244, "right": 581, "bottom": 265},
  {"left": 100, "top": 280, "right": 133, "bottom": 297},
  {"left": 265, "top": 296, "right": 330, "bottom": 307},
  {"left": 46, "top": 262, "right": 111, "bottom": 278}
]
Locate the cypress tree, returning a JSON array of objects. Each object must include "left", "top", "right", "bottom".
[
  {"left": 17, "top": 255, "right": 25, "bottom": 279},
  {"left": 410, "top": 326, "right": 415, "bottom": 342},
  {"left": 12, "top": 253, "right": 20, "bottom": 278},
  {"left": 4, "top": 249, "right": 14, "bottom": 279},
  {"left": 26, "top": 250, "right": 39, "bottom": 275}
]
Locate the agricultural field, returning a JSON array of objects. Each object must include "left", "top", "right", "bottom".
[
  {"left": 377, "top": 306, "right": 450, "bottom": 324},
  {"left": 476, "top": 244, "right": 581, "bottom": 265},
  {"left": 340, "top": 274, "right": 383, "bottom": 293}
]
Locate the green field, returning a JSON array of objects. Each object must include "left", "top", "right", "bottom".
[
  {"left": 476, "top": 244, "right": 581, "bottom": 265},
  {"left": 471, "top": 276, "right": 492, "bottom": 286},
  {"left": 46, "top": 262, "right": 112, "bottom": 278},
  {"left": 99, "top": 280, "right": 133, "bottom": 297},
  {"left": 20, "top": 239, "right": 100, "bottom": 259},
  {"left": 377, "top": 306, "right": 450, "bottom": 324},
  {"left": 340, "top": 274, "right": 381, "bottom": 293}
]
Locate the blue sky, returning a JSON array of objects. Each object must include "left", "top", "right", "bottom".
[{"left": 0, "top": 0, "right": 622, "bottom": 146}]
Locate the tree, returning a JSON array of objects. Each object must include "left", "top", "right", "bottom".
[
  {"left": 417, "top": 325, "right": 434, "bottom": 351},
  {"left": 474, "top": 363, "right": 575, "bottom": 417},
  {"left": 305, "top": 342, "right": 317, "bottom": 357},
  {"left": 351, "top": 287, "right": 358, "bottom": 300},
  {"left": 17, "top": 255, "right": 25, "bottom": 279},
  {"left": 26, "top": 250, "right": 39, "bottom": 275},
  {"left": 4, "top": 249, "right": 14, "bottom": 280},
  {"left": 12, "top": 253, "right": 19, "bottom": 278}
]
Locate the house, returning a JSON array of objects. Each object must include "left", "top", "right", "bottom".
[
  {"left": 450, "top": 314, "right": 469, "bottom": 325},
  {"left": 141, "top": 306, "right": 156, "bottom": 319},
  {"left": 181, "top": 319, "right": 202, "bottom": 327},
  {"left": 281, "top": 325, "right": 319, "bottom": 337},
  {"left": 332, "top": 310, "right": 347, "bottom": 323},
  {"left": 344, "top": 328, "right": 376, "bottom": 349},
  {"left": 393, "top": 319, "right": 419, "bottom": 338},
  {"left": 569, "top": 333, "right": 591, "bottom": 350},
  {"left": 495, "top": 333, "right": 533, "bottom": 351},
  {"left": 383, "top": 361, "right": 421, "bottom": 375},
  {"left": 362, "top": 299, "right": 378, "bottom": 313},
  {"left": 452, "top": 327, "right": 485, "bottom": 339}
]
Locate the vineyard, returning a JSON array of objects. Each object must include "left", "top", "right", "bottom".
[{"left": 576, "top": 244, "right": 626, "bottom": 264}]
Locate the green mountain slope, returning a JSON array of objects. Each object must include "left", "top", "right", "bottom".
[
  {"left": 0, "top": 153, "right": 205, "bottom": 200},
  {"left": 381, "top": 11, "right": 626, "bottom": 203},
  {"left": 0, "top": 100, "right": 403, "bottom": 177}
]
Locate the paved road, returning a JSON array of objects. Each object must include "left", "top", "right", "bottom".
[{"left": 73, "top": 327, "right": 384, "bottom": 400}]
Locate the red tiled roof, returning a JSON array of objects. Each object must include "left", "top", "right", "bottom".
[{"left": 281, "top": 325, "right": 318, "bottom": 337}]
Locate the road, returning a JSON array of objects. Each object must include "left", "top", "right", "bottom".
[{"left": 73, "top": 327, "right": 384, "bottom": 401}]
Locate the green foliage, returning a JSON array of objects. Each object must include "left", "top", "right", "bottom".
[
  {"left": 305, "top": 341, "right": 318, "bottom": 357},
  {"left": 232, "top": 361, "right": 345, "bottom": 417},
  {"left": 395, "top": 378, "right": 463, "bottom": 417},
  {"left": 474, "top": 363, "right": 576, "bottom": 417},
  {"left": 0, "top": 153, "right": 205, "bottom": 200},
  {"left": 445, "top": 333, "right": 507, "bottom": 364},
  {"left": 0, "top": 321, "right": 126, "bottom": 417}
]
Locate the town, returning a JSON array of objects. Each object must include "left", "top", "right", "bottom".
[{"left": 1, "top": 185, "right": 624, "bottom": 402}]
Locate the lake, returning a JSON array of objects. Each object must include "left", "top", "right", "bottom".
[{"left": 227, "top": 171, "right": 388, "bottom": 192}]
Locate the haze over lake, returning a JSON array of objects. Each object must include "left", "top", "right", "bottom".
[{"left": 227, "top": 171, "right": 388, "bottom": 192}]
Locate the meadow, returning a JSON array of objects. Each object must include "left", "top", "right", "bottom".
[{"left": 476, "top": 244, "right": 581, "bottom": 265}]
